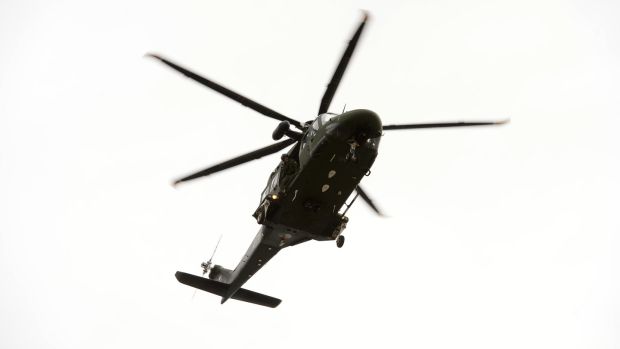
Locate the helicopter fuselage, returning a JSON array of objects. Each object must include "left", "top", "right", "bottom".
[{"left": 208, "top": 109, "right": 382, "bottom": 303}]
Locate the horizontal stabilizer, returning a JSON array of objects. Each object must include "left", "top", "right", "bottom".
[{"left": 175, "top": 271, "right": 281, "bottom": 308}]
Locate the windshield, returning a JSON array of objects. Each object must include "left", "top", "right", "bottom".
[{"left": 318, "top": 113, "right": 337, "bottom": 127}]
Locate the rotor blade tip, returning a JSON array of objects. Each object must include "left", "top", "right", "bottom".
[
  {"left": 361, "top": 10, "right": 370, "bottom": 21},
  {"left": 496, "top": 119, "right": 510, "bottom": 125},
  {"left": 145, "top": 53, "right": 164, "bottom": 61},
  {"left": 171, "top": 180, "right": 181, "bottom": 188}
]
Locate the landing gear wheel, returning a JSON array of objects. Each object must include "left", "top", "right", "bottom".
[{"left": 336, "top": 235, "right": 345, "bottom": 248}]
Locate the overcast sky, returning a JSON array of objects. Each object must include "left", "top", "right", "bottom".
[{"left": 1, "top": 0, "right": 619, "bottom": 348}]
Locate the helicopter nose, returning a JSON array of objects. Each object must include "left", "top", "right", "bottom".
[{"left": 326, "top": 109, "right": 382, "bottom": 142}]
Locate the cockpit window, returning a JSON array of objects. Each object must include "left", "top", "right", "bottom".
[
  {"left": 318, "top": 113, "right": 337, "bottom": 126},
  {"left": 312, "top": 113, "right": 338, "bottom": 131}
]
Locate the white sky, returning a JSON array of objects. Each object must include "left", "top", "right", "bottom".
[{"left": 1, "top": 0, "right": 619, "bottom": 348}]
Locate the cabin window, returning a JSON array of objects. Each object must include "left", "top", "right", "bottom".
[
  {"left": 312, "top": 119, "right": 320, "bottom": 130},
  {"left": 319, "top": 113, "right": 337, "bottom": 125}
]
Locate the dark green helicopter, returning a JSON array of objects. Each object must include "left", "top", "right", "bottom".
[{"left": 147, "top": 13, "right": 507, "bottom": 308}]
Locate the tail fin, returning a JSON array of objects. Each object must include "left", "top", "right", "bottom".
[{"left": 175, "top": 271, "right": 281, "bottom": 308}]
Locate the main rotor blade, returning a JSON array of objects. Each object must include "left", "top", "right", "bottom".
[
  {"left": 146, "top": 54, "right": 303, "bottom": 129},
  {"left": 355, "top": 185, "right": 383, "bottom": 216},
  {"left": 318, "top": 12, "right": 369, "bottom": 115},
  {"left": 383, "top": 119, "right": 509, "bottom": 131},
  {"left": 173, "top": 138, "right": 296, "bottom": 185}
]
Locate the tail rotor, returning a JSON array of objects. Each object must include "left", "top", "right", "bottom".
[
  {"left": 192, "top": 235, "right": 223, "bottom": 299},
  {"left": 201, "top": 235, "right": 223, "bottom": 277}
]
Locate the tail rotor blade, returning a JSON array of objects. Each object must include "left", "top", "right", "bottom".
[
  {"left": 383, "top": 119, "right": 509, "bottom": 131},
  {"left": 146, "top": 53, "right": 303, "bottom": 129},
  {"left": 173, "top": 138, "right": 296, "bottom": 185},
  {"left": 201, "top": 234, "right": 223, "bottom": 276},
  {"left": 207, "top": 235, "right": 223, "bottom": 265},
  {"left": 318, "top": 12, "right": 369, "bottom": 115}
]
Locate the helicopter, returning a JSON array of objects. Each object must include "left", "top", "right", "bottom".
[{"left": 147, "top": 12, "right": 507, "bottom": 308}]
